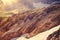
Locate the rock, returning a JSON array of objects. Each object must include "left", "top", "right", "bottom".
[
  {"left": 47, "top": 28, "right": 60, "bottom": 40},
  {"left": 0, "top": 4, "right": 60, "bottom": 40}
]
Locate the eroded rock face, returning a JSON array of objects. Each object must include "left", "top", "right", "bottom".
[
  {"left": 47, "top": 28, "right": 60, "bottom": 40},
  {"left": 0, "top": 4, "right": 60, "bottom": 40}
]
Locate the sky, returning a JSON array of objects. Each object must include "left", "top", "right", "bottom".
[
  {"left": 0, "top": 0, "right": 60, "bottom": 16},
  {"left": 0, "top": 0, "right": 60, "bottom": 12},
  {"left": 0, "top": 0, "right": 53, "bottom": 12}
]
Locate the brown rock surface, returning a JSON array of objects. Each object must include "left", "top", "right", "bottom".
[
  {"left": 0, "top": 4, "right": 60, "bottom": 40},
  {"left": 47, "top": 28, "right": 60, "bottom": 40}
]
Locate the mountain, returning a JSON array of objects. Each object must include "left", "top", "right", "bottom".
[
  {"left": 0, "top": 4, "right": 60, "bottom": 40},
  {"left": 47, "top": 28, "right": 60, "bottom": 40}
]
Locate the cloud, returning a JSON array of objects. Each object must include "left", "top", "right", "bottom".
[
  {"left": 19, "top": 0, "right": 35, "bottom": 9},
  {"left": 33, "top": 0, "right": 59, "bottom": 4},
  {"left": 33, "top": 2, "right": 50, "bottom": 8},
  {"left": 2, "top": 0, "right": 59, "bottom": 12}
]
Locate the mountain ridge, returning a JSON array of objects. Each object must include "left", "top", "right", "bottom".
[{"left": 0, "top": 4, "right": 60, "bottom": 40}]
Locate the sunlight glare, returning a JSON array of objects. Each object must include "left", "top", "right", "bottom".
[{"left": 1, "top": 0, "right": 17, "bottom": 5}]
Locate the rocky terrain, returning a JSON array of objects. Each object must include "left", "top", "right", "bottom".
[
  {"left": 0, "top": 4, "right": 60, "bottom": 40},
  {"left": 17, "top": 25, "right": 60, "bottom": 40},
  {"left": 47, "top": 28, "right": 60, "bottom": 40}
]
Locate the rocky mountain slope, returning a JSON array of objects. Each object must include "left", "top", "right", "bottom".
[
  {"left": 0, "top": 4, "right": 60, "bottom": 40},
  {"left": 47, "top": 28, "right": 60, "bottom": 40}
]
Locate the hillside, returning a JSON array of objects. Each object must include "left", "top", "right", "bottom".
[{"left": 0, "top": 4, "right": 60, "bottom": 40}]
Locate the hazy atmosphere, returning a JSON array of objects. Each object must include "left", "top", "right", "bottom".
[{"left": 1, "top": 0, "right": 60, "bottom": 12}]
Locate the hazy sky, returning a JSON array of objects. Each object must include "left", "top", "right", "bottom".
[{"left": 1, "top": 0, "right": 60, "bottom": 12}]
